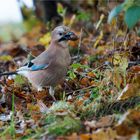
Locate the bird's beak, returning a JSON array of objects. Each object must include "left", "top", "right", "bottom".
[{"left": 59, "top": 31, "right": 78, "bottom": 42}]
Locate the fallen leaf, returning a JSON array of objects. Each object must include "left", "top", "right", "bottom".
[
  {"left": 85, "top": 115, "right": 114, "bottom": 130},
  {"left": 27, "top": 103, "right": 40, "bottom": 111},
  {"left": 80, "top": 77, "right": 90, "bottom": 86},
  {"left": 113, "top": 53, "right": 128, "bottom": 72},
  {"left": 39, "top": 32, "right": 51, "bottom": 46},
  {"left": 130, "top": 65, "right": 140, "bottom": 73},
  {"left": 87, "top": 71, "right": 96, "bottom": 78},
  {"left": 91, "top": 128, "right": 117, "bottom": 140},
  {"left": 80, "top": 128, "right": 117, "bottom": 140},
  {"left": 115, "top": 109, "right": 140, "bottom": 136},
  {"left": 0, "top": 55, "right": 13, "bottom": 61},
  {"left": 117, "top": 83, "right": 140, "bottom": 100}
]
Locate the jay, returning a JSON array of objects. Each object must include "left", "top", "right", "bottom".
[{"left": 0, "top": 26, "right": 78, "bottom": 100}]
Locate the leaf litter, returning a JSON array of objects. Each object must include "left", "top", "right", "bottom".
[{"left": 0, "top": 1, "right": 140, "bottom": 139}]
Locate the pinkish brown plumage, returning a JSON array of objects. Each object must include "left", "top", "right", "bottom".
[{"left": 28, "top": 37, "right": 71, "bottom": 89}]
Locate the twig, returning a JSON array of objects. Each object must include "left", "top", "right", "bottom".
[
  {"left": 77, "top": 28, "right": 83, "bottom": 59},
  {"left": 95, "top": 14, "right": 104, "bottom": 30},
  {"left": 66, "top": 85, "right": 96, "bottom": 95}
]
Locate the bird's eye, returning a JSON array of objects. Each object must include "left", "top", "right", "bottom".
[{"left": 59, "top": 33, "right": 62, "bottom": 36}]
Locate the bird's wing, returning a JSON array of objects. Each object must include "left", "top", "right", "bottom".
[
  {"left": 18, "top": 61, "right": 49, "bottom": 71},
  {"left": 18, "top": 50, "right": 53, "bottom": 72}
]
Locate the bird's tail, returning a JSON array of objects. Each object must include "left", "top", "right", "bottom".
[{"left": 0, "top": 71, "right": 17, "bottom": 76}]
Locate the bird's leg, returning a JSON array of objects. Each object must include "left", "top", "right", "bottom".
[{"left": 49, "top": 86, "right": 56, "bottom": 101}]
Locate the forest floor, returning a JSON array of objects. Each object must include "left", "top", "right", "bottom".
[{"left": 0, "top": 2, "right": 140, "bottom": 140}]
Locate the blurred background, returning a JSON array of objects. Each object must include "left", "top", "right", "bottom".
[
  {"left": 0, "top": 0, "right": 120, "bottom": 42},
  {"left": 0, "top": 0, "right": 33, "bottom": 41}
]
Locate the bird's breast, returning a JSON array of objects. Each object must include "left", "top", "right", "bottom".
[{"left": 55, "top": 49, "right": 71, "bottom": 67}]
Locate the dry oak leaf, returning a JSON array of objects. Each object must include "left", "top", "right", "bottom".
[
  {"left": 80, "top": 128, "right": 117, "bottom": 140},
  {"left": 27, "top": 103, "right": 40, "bottom": 111},
  {"left": 117, "top": 83, "right": 140, "bottom": 100},
  {"left": 115, "top": 109, "right": 140, "bottom": 136},
  {"left": 130, "top": 65, "right": 140, "bottom": 73},
  {"left": 84, "top": 115, "right": 114, "bottom": 130},
  {"left": 87, "top": 71, "right": 96, "bottom": 78},
  {"left": 80, "top": 77, "right": 90, "bottom": 86}
]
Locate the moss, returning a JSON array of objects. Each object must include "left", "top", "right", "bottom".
[
  {"left": 49, "top": 101, "right": 74, "bottom": 112},
  {"left": 47, "top": 116, "right": 81, "bottom": 136},
  {"left": 44, "top": 101, "right": 81, "bottom": 136}
]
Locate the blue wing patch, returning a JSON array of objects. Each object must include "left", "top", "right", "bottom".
[
  {"left": 30, "top": 64, "right": 49, "bottom": 71},
  {"left": 17, "top": 62, "right": 49, "bottom": 72}
]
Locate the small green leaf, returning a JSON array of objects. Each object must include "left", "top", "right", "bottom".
[
  {"left": 90, "top": 88, "right": 99, "bottom": 99},
  {"left": 108, "top": 4, "right": 123, "bottom": 23},
  {"left": 14, "top": 75, "right": 25, "bottom": 86},
  {"left": 68, "top": 71, "right": 76, "bottom": 79},
  {"left": 77, "top": 11, "right": 91, "bottom": 21},
  {"left": 71, "top": 63, "right": 81, "bottom": 69},
  {"left": 125, "top": 6, "right": 140, "bottom": 29},
  {"left": 71, "top": 63, "right": 89, "bottom": 69}
]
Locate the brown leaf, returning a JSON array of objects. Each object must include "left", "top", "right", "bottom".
[
  {"left": 35, "top": 90, "right": 48, "bottom": 100},
  {"left": 90, "top": 80, "right": 97, "bottom": 86},
  {"left": 80, "top": 77, "right": 90, "bottom": 86},
  {"left": 6, "top": 79, "right": 14, "bottom": 85},
  {"left": 85, "top": 115, "right": 114, "bottom": 130},
  {"left": 80, "top": 128, "right": 117, "bottom": 140},
  {"left": 117, "top": 84, "right": 140, "bottom": 100},
  {"left": 115, "top": 109, "right": 140, "bottom": 136},
  {"left": 27, "top": 103, "right": 40, "bottom": 111},
  {"left": 130, "top": 65, "right": 140, "bottom": 73},
  {"left": 87, "top": 71, "right": 96, "bottom": 78},
  {"left": 80, "top": 134, "right": 91, "bottom": 140},
  {"left": 91, "top": 128, "right": 117, "bottom": 140}
]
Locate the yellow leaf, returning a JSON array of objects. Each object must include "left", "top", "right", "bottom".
[
  {"left": 91, "top": 128, "right": 117, "bottom": 140},
  {"left": 0, "top": 55, "right": 12, "bottom": 61},
  {"left": 69, "top": 14, "right": 76, "bottom": 27},
  {"left": 116, "top": 30, "right": 125, "bottom": 36},
  {"left": 27, "top": 103, "right": 40, "bottom": 111},
  {"left": 39, "top": 32, "right": 51, "bottom": 46},
  {"left": 93, "top": 31, "right": 103, "bottom": 48},
  {"left": 113, "top": 53, "right": 122, "bottom": 66},
  {"left": 113, "top": 53, "right": 128, "bottom": 72},
  {"left": 57, "top": 3, "right": 64, "bottom": 14},
  {"left": 110, "top": 18, "right": 117, "bottom": 27}
]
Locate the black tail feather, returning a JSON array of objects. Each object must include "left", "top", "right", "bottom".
[{"left": 0, "top": 71, "right": 17, "bottom": 76}]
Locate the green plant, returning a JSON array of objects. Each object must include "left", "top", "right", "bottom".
[
  {"left": 10, "top": 93, "right": 15, "bottom": 137},
  {"left": 108, "top": 0, "right": 140, "bottom": 29},
  {"left": 68, "top": 63, "right": 89, "bottom": 79},
  {"left": 47, "top": 116, "right": 81, "bottom": 136},
  {"left": 44, "top": 101, "right": 81, "bottom": 136},
  {"left": 14, "top": 75, "right": 26, "bottom": 86},
  {"left": 0, "top": 93, "right": 15, "bottom": 139},
  {"left": 77, "top": 11, "right": 91, "bottom": 21}
]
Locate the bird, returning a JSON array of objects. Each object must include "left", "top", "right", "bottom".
[{"left": 0, "top": 26, "right": 78, "bottom": 100}]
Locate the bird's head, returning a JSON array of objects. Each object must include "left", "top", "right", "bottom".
[{"left": 51, "top": 26, "right": 78, "bottom": 44}]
